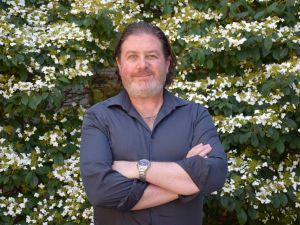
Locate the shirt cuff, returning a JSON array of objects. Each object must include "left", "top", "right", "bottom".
[
  {"left": 176, "top": 155, "right": 210, "bottom": 195},
  {"left": 117, "top": 179, "right": 148, "bottom": 211},
  {"left": 178, "top": 193, "right": 199, "bottom": 203}
]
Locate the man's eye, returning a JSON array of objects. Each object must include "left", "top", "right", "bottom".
[
  {"left": 128, "top": 55, "right": 137, "bottom": 60},
  {"left": 147, "top": 55, "right": 157, "bottom": 59}
]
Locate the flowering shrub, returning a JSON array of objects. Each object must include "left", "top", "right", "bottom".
[{"left": 0, "top": 0, "right": 299, "bottom": 225}]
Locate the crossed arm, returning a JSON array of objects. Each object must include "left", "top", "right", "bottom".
[
  {"left": 112, "top": 143, "right": 212, "bottom": 210},
  {"left": 81, "top": 108, "right": 227, "bottom": 212}
]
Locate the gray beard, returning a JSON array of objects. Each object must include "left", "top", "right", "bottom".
[{"left": 122, "top": 78, "right": 165, "bottom": 98}]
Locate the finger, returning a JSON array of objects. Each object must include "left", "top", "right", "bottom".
[
  {"left": 193, "top": 144, "right": 211, "bottom": 154},
  {"left": 190, "top": 144, "right": 211, "bottom": 157},
  {"left": 198, "top": 146, "right": 212, "bottom": 157},
  {"left": 186, "top": 144, "right": 211, "bottom": 158},
  {"left": 186, "top": 143, "right": 203, "bottom": 158},
  {"left": 186, "top": 144, "right": 210, "bottom": 157}
]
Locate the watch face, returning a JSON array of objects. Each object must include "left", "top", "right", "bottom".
[
  {"left": 139, "top": 159, "right": 149, "bottom": 166},
  {"left": 138, "top": 159, "right": 150, "bottom": 181},
  {"left": 138, "top": 159, "right": 150, "bottom": 169}
]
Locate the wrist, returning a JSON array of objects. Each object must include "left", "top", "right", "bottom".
[
  {"left": 133, "top": 161, "right": 139, "bottom": 179},
  {"left": 137, "top": 159, "right": 151, "bottom": 181}
]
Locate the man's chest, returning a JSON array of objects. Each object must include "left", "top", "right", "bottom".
[{"left": 106, "top": 111, "right": 194, "bottom": 162}]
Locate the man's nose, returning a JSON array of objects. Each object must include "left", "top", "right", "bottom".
[{"left": 137, "top": 56, "right": 149, "bottom": 69}]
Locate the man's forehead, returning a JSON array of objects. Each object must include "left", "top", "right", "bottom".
[
  {"left": 121, "top": 34, "right": 163, "bottom": 52},
  {"left": 124, "top": 50, "right": 160, "bottom": 54}
]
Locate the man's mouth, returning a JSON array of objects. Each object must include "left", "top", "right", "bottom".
[{"left": 134, "top": 73, "right": 152, "bottom": 78}]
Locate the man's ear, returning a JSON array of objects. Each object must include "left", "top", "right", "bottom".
[
  {"left": 166, "top": 56, "right": 171, "bottom": 72},
  {"left": 116, "top": 57, "right": 121, "bottom": 69}
]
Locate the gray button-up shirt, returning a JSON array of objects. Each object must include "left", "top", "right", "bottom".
[{"left": 80, "top": 90, "right": 227, "bottom": 225}]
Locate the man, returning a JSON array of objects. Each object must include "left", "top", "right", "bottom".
[{"left": 80, "top": 22, "right": 227, "bottom": 225}]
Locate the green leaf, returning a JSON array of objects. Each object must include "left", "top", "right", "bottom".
[
  {"left": 234, "top": 188, "right": 244, "bottom": 196},
  {"left": 47, "top": 179, "right": 61, "bottom": 196},
  {"left": 220, "top": 196, "right": 236, "bottom": 211},
  {"left": 228, "top": 198, "right": 236, "bottom": 211},
  {"left": 273, "top": 47, "right": 288, "bottom": 60},
  {"left": 280, "top": 47, "right": 289, "bottom": 59},
  {"left": 261, "top": 46, "right": 270, "bottom": 57},
  {"left": 254, "top": 10, "right": 265, "bottom": 20},
  {"left": 42, "top": 92, "right": 49, "bottom": 100},
  {"left": 251, "top": 133, "right": 259, "bottom": 147},
  {"left": 29, "top": 95, "right": 43, "bottom": 110},
  {"left": 4, "top": 103, "right": 14, "bottom": 113},
  {"left": 264, "top": 37, "right": 273, "bottom": 51},
  {"left": 275, "top": 139, "right": 285, "bottom": 154},
  {"left": 272, "top": 48, "right": 281, "bottom": 61},
  {"left": 247, "top": 207, "right": 257, "bottom": 220},
  {"left": 12, "top": 174, "right": 22, "bottom": 185},
  {"left": 3, "top": 176, "right": 10, "bottom": 184},
  {"left": 272, "top": 195, "right": 281, "bottom": 208},
  {"left": 290, "top": 135, "right": 300, "bottom": 149},
  {"left": 279, "top": 193, "right": 288, "bottom": 207},
  {"left": 207, "top": 58, "right": 214, "bottom": 69},
  {"left": 266, "top": 2, "right": 278, "bottom": 13},
  {"left": 25, "top": 172, "right": 39, "bottom": 188},
  {"left": 19, "top": 67, "right": 28, "bottom": 80},
  {"left": 83, "top": 17, "right": 94, "bottom": 27},
  {"left": 239, "top": 132, "right": 251, "bottom": 144},
  {"left": 198, "top": 49, "right": 205, "bottom": 65},
  {"left": 261, "top": 81, "right": 272, "bottom": 95},
  {"left": 236, "top": 11, "right": 248, "bottom": 19},
  {"left": 267, "top": 127, "right": 279, "bottom": 140},
  {"left": 58, "top": 76, "right": 70, "bottom": 84},
  {"left": 283, "top": 87, "right": 290, "bottom": 95},
  {"left": 237, "top": 208, "right": 247, "bottom": 225},
  {"left": 36, "top": 166, "right": 52, "bottom": 175},
  {"left": 220, "top": 196, "right": 229, "bottom": 208},
  {"left": 237, "top": 51, "right": 247, "bottom": 61},
  {"left": 54, "top": 153, "right": 64, "bottom": 165},
  {"left": 163, "top": 4, "right": 173, "bottom": 14},
  {"left": 251, "top": 48, "right": 260, "bottom": 61},
  {"left": 16, "top": 54, "right": 25, "bottom": 63},
  {"left": 21, "top": 94, "right": 29, "bottom": 105}
]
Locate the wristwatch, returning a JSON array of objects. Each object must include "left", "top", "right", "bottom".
[{"left": 137, "top": 159, "right": 151, "bottom": 182}]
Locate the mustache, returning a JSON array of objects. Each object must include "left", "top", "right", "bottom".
[{"left": 133, "top": 69, "right": 153, "bottom": 77}]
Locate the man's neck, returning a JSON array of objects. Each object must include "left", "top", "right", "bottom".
[{"left": 128, "top": 91, "right": 164, "bottom": 118}]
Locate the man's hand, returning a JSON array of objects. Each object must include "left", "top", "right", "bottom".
[
  {"left": 112, "top": 161, "right": 138, "bottom": 179},
  {"left": 186, "top": 143, "right": 212, "bottom": 158}
]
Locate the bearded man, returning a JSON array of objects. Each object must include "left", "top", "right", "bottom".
[{"left": 80, "top": 22, "right": 227, "bottom": 225}]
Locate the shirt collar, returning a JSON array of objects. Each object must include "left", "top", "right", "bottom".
[{"left": 106, "top": 89, "right": 189, "bottom": 112}]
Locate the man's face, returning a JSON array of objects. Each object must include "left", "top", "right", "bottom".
[{"left": 116, "top": 33, "right": 170, "bottom": 98}]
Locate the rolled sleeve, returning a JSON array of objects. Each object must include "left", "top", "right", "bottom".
[
  {"left": 177, "top": 105, "right": 227, "bottom": 197},
  {"left": 80, "top": 108, "right": 147, "bottom": 211}
]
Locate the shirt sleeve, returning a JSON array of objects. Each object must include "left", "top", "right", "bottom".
[
  {"left": 80, "top": 107, "right": 147, "bottom": 211},
  {"left": 176, "top": 104, "right": 227, "bottom": 197}
]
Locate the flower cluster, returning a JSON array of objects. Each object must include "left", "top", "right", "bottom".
[
  {"left": 170, "top": 57, "right": 300, "bottom": 134},
  {"left": 153, "top": 6, "right": 223, "bottom": 42},
  {"left": 0, "top": 2, "right": 97, "bottom": 100},
  {"left": 180, "top": 16, "right": 285, "bottom": 52},
  {"left": 214, "top": 109, "right": 285, "bottom": 134},
  {"left": 0, "top": 143, "right": 31, "bottom": 172},
  {"left": 0, "top": 193, "right": 28, "bottom": 217},
  {"left": 221, "top": 149, "right": 300, "bottom": 224},
  {"left": 52, "top": 154, "right": 93, "bottom": 222},
  {"left": 70, "top": 0, "right": 144, "bottom": 32}
]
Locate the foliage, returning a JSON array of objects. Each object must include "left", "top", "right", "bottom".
[{"left": 0, "top": 0, "right": 299, "bottom": 224}]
